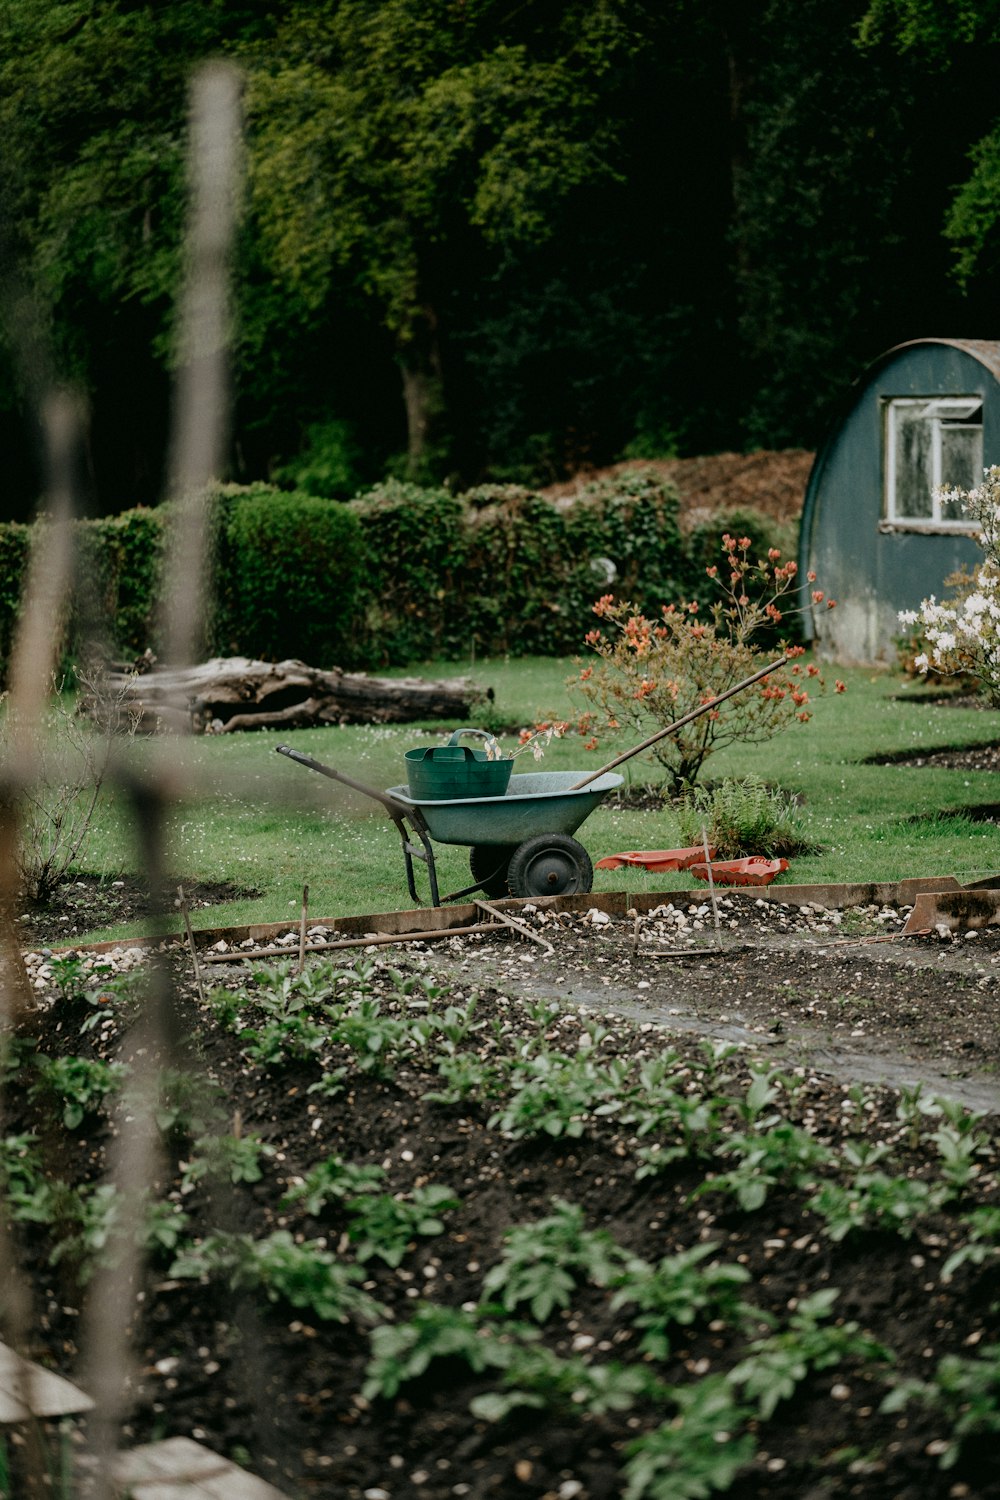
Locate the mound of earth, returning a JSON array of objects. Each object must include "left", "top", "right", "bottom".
[{"left": 542, "top": 450, "right": 814, "bottom": 530}]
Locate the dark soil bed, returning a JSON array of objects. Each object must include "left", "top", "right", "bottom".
[{"left": 5, "top": 890, "right": 1000, "bottom": 1499}]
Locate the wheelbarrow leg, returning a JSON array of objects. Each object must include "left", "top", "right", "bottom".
[{"left": 402, "top": 823, "right": 441, "bottom": 907}]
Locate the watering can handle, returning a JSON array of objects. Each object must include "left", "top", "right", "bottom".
[
  {"left": 447, "top": 727, "right": 501, "bottom": 757},
  {"left": 569, "top": 657, "right": 789, "bottom": 790}
]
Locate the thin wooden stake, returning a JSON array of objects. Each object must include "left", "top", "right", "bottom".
[
  {"left": 298, "top": 883, "right": 309, "bottom": 974},
  {"left": 701, "top": 826, "right": 722, "bottom": 950},
  {"left": 177, "top": 885, "right": 207, "bottom": 1005},
  {"left": 473, "top": 899, "right": 555, "bottom": 955}
]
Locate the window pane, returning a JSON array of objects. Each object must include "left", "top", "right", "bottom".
[
  {"left": 940, "top": 426, "right": 982, "bottom": 515},
  {"left": 893, "top": 407, "right": 933, "bottom": 517}
]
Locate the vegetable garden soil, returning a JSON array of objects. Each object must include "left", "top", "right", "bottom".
[{"left": 6, "top": 884, "right": 1000, "bottom": 1500}]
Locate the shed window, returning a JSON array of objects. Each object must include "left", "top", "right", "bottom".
[{"left": 885, "top": 397, "right": 982, "bottom": 529}]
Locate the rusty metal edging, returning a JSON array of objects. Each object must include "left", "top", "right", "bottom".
[{"left": 31, "top": 874, "right": 992, "bottom": 957}]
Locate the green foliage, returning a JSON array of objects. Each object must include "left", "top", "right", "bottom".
[
  {"left": 699, "top": 1123, "right": 833, "bottom": 1213},
  {"left": 274, "top": 418, "right": 365, "bottom": 499},
  {"left": 0, "top": 473, "right": 694, "bottom": 676},
  {"left": 808, "top": 1170, "right": 951, "bottom": 1243},
  {"left": 941, "top": 1206, "right": 1000, "bottom": 1282},
  {"left": 880, "top": 1343, "right": 1000, "bottom": 1469},
  {"left": 346, "top": 1184, "right": 460, "bottom": 1268},
  {"left": 75, "top": 507, "right": 166, "bottom": 657},
  {"left": 677, "top": 774, "right": 812, "bottom": 859},
  {"left": 481, "top": 1199, "right": 634, "bottom": 1322},
  {"left": 488, "top": 1053, "right": 629, "bottom": 1141},
  {"left": 426, "top": 1052, "right": 506, "bottom": 1105},
  {"left": 728, "top": 1289, "right": 890, "bottom": 1421},
  {"left": 626, "top": 1056, "right": 724, "bottom": 1175},
  {"left": 622, "top": 1376, "right": 757, "bottom": 1500},
  {"left": 243, "top": 0, "right": 646, "bottom": 471},
  {"left": 363, "top": 1304, "right": 519, "bottom": 1401},
  {"left": 611, "top": 1244, "right": 753, "bottom": 1361},
  {"left": 50, "top": 1185, "right": 191, "bottom": 1278},
  {"left": 31, "top": 1054, "right": 126, "bottom": 1129},
  {"left": 351, "top": 469, "right": 690, "bottom": 663},
  {"left": 471, "top": 1346, "right": 668, "bottom": 1423},
  {"left": 0, "top": 1132, "right": 61, "bottom": 1227},
  {"left": 571, "top": 534, "right": 831, "bottom": 791},
  {"left": 215, "top": 487, "right": 366, "bottom": 666},
  {"left": 0, "top": 523, "right": 30, "bottom": 679},
  {"left": 151, "top": 1069, "right": 222, "bottom": 1137},
  {"left": 180, "top": 1132, "right": 276, "bottom": 1191},
  {"left": 170, "top": 1229, "right": 385, "bottom": 1323},
  {"left": 280, "top": 1154, "right": 386, "bottom": 1217}
]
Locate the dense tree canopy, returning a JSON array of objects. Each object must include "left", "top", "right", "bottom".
[{"left": 1, "top": 0, "right": 999, "bottom": 514}]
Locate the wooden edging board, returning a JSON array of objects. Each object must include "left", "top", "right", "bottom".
[{"left": 33, "top": 874, "right": 989, "bottom": 958}]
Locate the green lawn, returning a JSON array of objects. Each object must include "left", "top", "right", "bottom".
[{"left": 66, "top": 656, "right": 1000, "bottom": 942}]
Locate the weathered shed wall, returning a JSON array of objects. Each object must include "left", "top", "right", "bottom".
[{"left": 802, "top": 342, "right": 997, "bottom": 664}]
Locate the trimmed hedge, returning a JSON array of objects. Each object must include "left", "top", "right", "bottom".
[
  {"left": 349, "top": 468, "right": 693, "bottom": 663},
  {"left": 212, "top": 486, "right": 365, "bottom": 666},
  {"left": 0, "top": 473, "right": 793, "bottom": 681}
]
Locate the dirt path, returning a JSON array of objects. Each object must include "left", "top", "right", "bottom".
[{"left": 423, "top": 894, "right": 1000, "bottom": 1113}]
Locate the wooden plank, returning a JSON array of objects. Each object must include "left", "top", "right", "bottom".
[
  {"left": 37, "top": 874, "right": 990, "bottom": 960},
  {"left": 0, "top": 1342, "right": 93, "bottom": 1422},
  {"left": 902, "top": 888, "right": 1000, "bottom": 936},
  {"left": 115, "top": 1436, "right": 291, "bottom": 1499}
]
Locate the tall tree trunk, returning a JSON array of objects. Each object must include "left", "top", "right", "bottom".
[{"left": 397, "top": 303, "right": 444, "bottom": 479}]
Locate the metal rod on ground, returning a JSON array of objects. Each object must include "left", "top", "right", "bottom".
[
  {"left": 298, "top": 883, "right": 309, "bottom": 974},
  {"left": 177, "top": 885, "right": 208, "bottom": 1005},
  {"left": 630, "top": 907, "right": 642, "bottom": 965},
  {"left": 701, "top": 826, "right": 722, "bottom": 950},
  {"left": 570, "top": 657, "right": 788, "bottom": 791},
  {"left": 473, "top": 899, "right": 555, "bottom": 955},
  {"left": 198, "top": 922, "right": 502, "bottom": 964}
]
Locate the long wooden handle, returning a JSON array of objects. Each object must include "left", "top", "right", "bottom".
[{"left": 569, "top": 656, "right": 788, "bottom": 790}]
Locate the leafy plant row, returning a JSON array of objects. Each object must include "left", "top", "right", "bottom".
[{"left": 5, "top": 954, "right": 1000, "bottom": 1497}]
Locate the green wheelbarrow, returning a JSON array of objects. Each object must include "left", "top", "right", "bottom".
[
  {"left": 275, "top": 743, "right": 621, "bottom": 903},
  {"left": 274, "top": 651, "right": 789, "bottom": 906}
]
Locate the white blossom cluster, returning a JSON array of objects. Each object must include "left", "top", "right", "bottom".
[{"left": 898, "top": 466, "right": 1000, "bottom": 705}]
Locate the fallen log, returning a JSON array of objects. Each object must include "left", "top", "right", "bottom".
[{"left": 99, "top": 657, "right": 487, "bottom": 733}]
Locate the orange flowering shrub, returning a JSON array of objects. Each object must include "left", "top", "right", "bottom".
[{"left": 570, "top": 535, "right": 835, "bottom": 791}]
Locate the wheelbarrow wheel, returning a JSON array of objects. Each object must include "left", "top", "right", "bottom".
[
  {"left": 469, "top": 844, "right": 517, "bottom": 898},
  {"left": 506, "top": 834, "right": 593, "bottom": 898}
]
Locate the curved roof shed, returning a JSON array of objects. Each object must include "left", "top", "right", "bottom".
[{"left": 800, "top": 338, "right": 1000, "bottom": 663}]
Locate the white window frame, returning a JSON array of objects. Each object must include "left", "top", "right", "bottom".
[{"left": 883, "top": 396, "right": 983, "bottom": 533}]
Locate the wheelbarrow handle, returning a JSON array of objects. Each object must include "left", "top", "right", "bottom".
[
  {"left": 275, "top": 744, "right": 414, "bottom": 821},
  {"left": 569, "top": 656, "right": 789, "bottom": 790}
]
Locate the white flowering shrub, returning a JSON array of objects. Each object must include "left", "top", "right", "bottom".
[{"left": 898, "top": 466, "right": 1000, "bottom": 707}]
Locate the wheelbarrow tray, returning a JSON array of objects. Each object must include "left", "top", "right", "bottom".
[{"left": 385, "top": 770, "right": 624, "bottom": 846}]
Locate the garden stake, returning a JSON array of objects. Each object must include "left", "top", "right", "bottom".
[
  {"left": 569, "top": 656, "right": 788, "bottom": 790},
  {"left": 298, "top": 883, "right": 309, "bottom": 974},
  {"left": 701, "top": 826, "right": 723, "bottom": 950},
  {"left": 177, "top": 885, "right": 208, "bottom": 1006},
  {"left": 473, "top": 899, "right": 555, "bottom": 955},
  {"left": 630, "top": 908, "right": 642, "bottom": 964}
]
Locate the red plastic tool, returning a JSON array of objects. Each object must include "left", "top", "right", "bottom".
[
  {"left": 595, "top": 846, "right": 714, "bottom": 873},
  {"left": 688, "top": 856, "right": 788, "bottom": 887}
]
